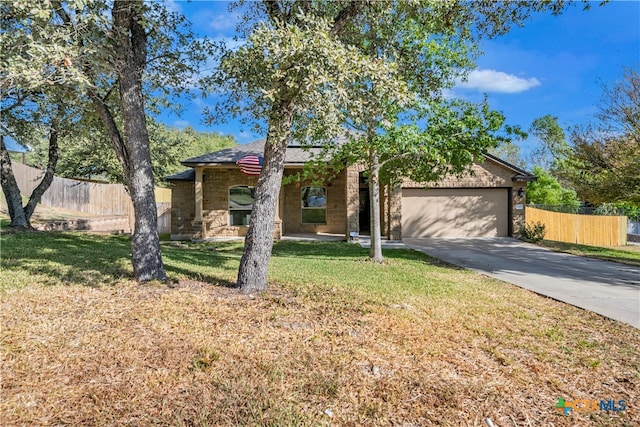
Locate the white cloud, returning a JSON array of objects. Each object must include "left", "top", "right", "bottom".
[
  {"left": 209, "top": 13, "right": 241, "bottom": 32},
  {"left": 456, "top": 69, "right": 541, "bottom": 93},
  {"left": 163, "top": 0, "right": 182, "bottom": 13},
  {"left": 172, "top": 120, "right": 190, "bottom": 129}
]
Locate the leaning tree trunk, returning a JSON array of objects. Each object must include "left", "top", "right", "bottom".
[
  {"left": 0, "top": 135, "right": 29, "bottom": 228},
  {"left": 112, "top": 0, "right": 166, "bottom": 282},
  {"left": 368, "top": 145, "right": 383, "bottom": 263},
  {"left": 24, "top": 118, "right": 60, "bottom": 220},
  {"left": 237, "top": 101, "right": 295, "bottom": 293}
]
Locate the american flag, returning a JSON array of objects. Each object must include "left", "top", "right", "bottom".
[{"left": 236, "top": 155, "right": 264, "bottom": 176}]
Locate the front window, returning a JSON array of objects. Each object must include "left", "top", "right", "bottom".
[
  {"left": 229, "top": 186, "right": 254, "bottom": 226},
  {"left": 301, "top": 186, "right": 326, "bottom": 224}
]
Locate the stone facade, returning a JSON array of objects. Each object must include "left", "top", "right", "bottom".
[
  {"left": 169, "top": 156, "right": 531, "bottom": 240},
  {"left": 402, "top": 160, "right": 515, "bottom": 189},
  {"left": 345, "top": 165, "right": 360, "bottom": 236},
  {"left": 511, "top": 182, "right": 528, "bottom": 236},
  {"left": 388, "top": 185, "right": 402, "bottom": 240},
  {"left": 201, "top": 168, "right": 260, "bottom": 238},
  {"left": 170, "top": 180, "right": 195, "bottom": 240},
  {"left": 281, "top": 168, "right": 349, "bottom": 235}
]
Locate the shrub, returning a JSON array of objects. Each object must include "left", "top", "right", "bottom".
[
  {"left": 594, "top": 202, "right": 640, "bottom": 221},
  {"left": 521, "top": 221, "right": 546, "bottom": 243}
]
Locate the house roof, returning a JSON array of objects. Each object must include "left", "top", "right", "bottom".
[
  {"left": 168, "top": 136, "right": 536, "bottom": 182},
  {"left": 483, "top": 153, "right": 537, "bottom": 181},
  {"left": 180, "top": 134, "right": 354, "bottom": 167},
  {"left": 165, "top": 169, "right": 196, "bottom": 181}
]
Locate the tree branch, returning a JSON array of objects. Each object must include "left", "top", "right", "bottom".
[
  {"left": 86, "top": 87, "right": 131, "bottom": 188},
  {"left": 263, "top": 0, "right": 283, "bottom": 21},
  {"left": 379, "top": 151, "right": 414, "bottom": 168},
  {"left": 24, "top": 107, "right": 62, "bottom": 219},
  {"left": 329, "top": 1, "right": 365, "bottom": 37}
]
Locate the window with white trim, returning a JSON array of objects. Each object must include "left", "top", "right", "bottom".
[
  {"left": 229, "top": 186, "right": 254, "bottom": 226},
  {"left": 301, "top": 186, "right": 326, "bottom": 224}
]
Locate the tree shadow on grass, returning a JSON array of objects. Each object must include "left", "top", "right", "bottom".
[
  {"left": 271, "top": 240, "right": 369, "bottom": 260},
  {"left": 1, "top": 232, "right": 242, "bottom": 288},
  {"left": 271, "top": 240, "right": 463, "bottom": 270},
  {"left": 1, "top": 231, "right": 462, "bottom": 289},
  {"left": 161, "top": 242, "right": 241, "bottom": 288},
  {"left": 382, "top": 247, "right": 466, "bottom": 270},
  {"left": 1, "top": 231, "right": 133, "bottom": 286}
]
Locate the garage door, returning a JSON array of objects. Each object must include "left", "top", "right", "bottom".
[{"left": 402, "top": 188, "right": 508, "bottom": 237}]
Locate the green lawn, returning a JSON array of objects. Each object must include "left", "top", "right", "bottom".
[
  {"left": 1, "top": 230, "right": 639, "bottom": 426},
  {"left": 539, "top": 240, "right": 640, "bottom": 267}
]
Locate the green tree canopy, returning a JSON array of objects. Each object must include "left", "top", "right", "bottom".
[
  {"left": 2, "top": 0, "right": 216, "bottom": 281},
  {"left": 526, "top": 166, "right": 580, "bottom": 208},
  {"left": 528, "top": 114, "right": 571, "bottom": 170},
  {"left": 560, "top": 66, "right": 640, "bottom": 204},
  {"left": 209, "top": 0, "right": 575, "bottom": 291},
  {"left": 23, "top": 121, "right": 236, "bottom": 184}
]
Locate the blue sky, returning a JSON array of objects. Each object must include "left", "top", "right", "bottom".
[{"left": 159, "top": 0, "right": 640, "bottom": 158}]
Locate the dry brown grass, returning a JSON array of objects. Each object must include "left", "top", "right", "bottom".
[
  {"left": 2, "top": 277, "right": 638, "bottom": 426},
  {"left": 1, "top": 234, "right": 638, "bottom": 426}
]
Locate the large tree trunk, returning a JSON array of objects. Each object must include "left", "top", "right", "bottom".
[
  {"left": 0, "top": 136, "right": 29, "bottom": 228},
  {"left": 368, "top": 145, "right": 383, "bottom": 263},
  {"left": 112, "top": 0, "right": 166, "bottom": 282},
  {"left": 237, "top": 101, "right": 295, "bottom": 293}
]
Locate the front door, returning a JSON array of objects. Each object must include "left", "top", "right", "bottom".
[{"left": 359, "top": 189, "right": 370, "bottom": 233}]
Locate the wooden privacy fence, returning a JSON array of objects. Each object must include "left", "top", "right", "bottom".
[
  {"left": 526, "top": 207, "right": 627, "bottom": 246},
  {"left": 9, "top": 162, "right": 171, "bottom": 233}
]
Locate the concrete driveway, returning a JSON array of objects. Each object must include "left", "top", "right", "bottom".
[{"left": 404, "top": 237, "right": 640, "bottom": 328}]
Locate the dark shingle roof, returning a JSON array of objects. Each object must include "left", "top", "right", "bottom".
[
  {"left": 181, "top": 134, "right": 353, "bottom": 167},
  {"left": 169, "top": 134, "right": 536, "bottom": 182},
  {"left": 483, "top": 153, "right": 537, "bottom": 181},
  {"left": 165, "top": 169, "right": 195, "bottom": 181},
  {"left": 181, "top": 139, "right": 267, "bottom": 166}
]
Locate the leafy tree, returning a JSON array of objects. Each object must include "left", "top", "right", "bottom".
[
  {"left": 528, "top": 114, "right": 571, "bottom": 170},
  {"left": 212, "top": 1, "right": 573, "bottom": 291},
  {"left": 489, "top": 140, "right": 526, "bottom": 169},
  {"left": 23, "top": 120, "right": 235, "bottom": 183},
  {"left": 1, "top": 0, "right": 89, "bottom": 229},
  {"left": 594, "top": 201, "right": 640, "bottom": 221},
  {"left": 211, "top": 2, "right": 371, "bottom": 292},
  {"left": 563, "top": 131, "right": 639, "bottom": 204},
  {"left": 2, "top": 0, "right": 214, "bottom": 282},
  {"left": 526, "top": 166, "right": 580, "bottom": 208},
  {"left": 561, "top": 66, "right": 640, "bottom": 204},
  {"left": 595, "top": 65, "right": 640, "bottom": 144},
  {"left": 315, "top": 99, "right": 517, "bottom": 262},
  {"left": 149, "top": 124, "right": 236, "bottom": 183}
]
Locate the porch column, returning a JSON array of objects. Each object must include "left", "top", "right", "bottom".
[
  {"left": 381, "top": 184, "right": 389, "bottom": 238},
  {"left": 345, "top": 164, "right": 360, "bottom": 239},
  {"left": 273, "top": 186, "right": 283, "bottom": 239},
  {"left": 191, "top": 166, "right": 204, "bottom": 239},
  {"left": 389, "top": 185, "right": 402, "bottom": 240}
]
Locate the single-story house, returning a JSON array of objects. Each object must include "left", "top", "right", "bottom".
[{"left": 166, "top": 138, "right": 535, "bottom": 241}]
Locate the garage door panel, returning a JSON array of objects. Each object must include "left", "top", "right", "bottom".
[{"left": 402, "top": 188, "right": 508, "bottom": 237}]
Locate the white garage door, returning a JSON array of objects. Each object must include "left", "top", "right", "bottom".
[{"left": 402, "top": 188, "right": 509, "bottom": 238}]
